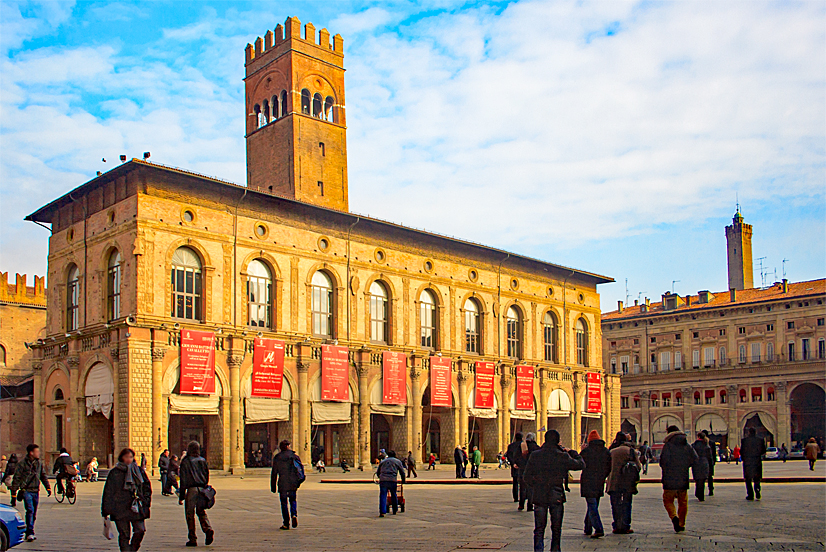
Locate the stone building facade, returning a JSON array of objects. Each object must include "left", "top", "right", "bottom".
[
  {"left": 24, "top": 17, "right": 618, "bottom": 473},
  {"left": 0, "top": 272, "right": 47, "bottom": 456},
  {"left": 603, "top": 214, "right": 825, "bottom": 452}
]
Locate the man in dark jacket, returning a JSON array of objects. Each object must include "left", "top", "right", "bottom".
[
  {"left": 524, "top": 430, "right": 585, "bottom": 552},
  {"left": 453, "top": 446, "right": 463, "bottom": 479},
  {"left": 271, "top": 439, "right": 302, "bottom": 529},
  {"left": 158, "top": 449, "right": 170, "bottom": 496},
  {"left": 102, "top": 447, "right": 152, "bottom": 551},
  {"left": 740, "top": 427, "right": 766, "bottom": 501},
  {"left": 579, "top": 430, "right": 611, "bottom": 538},
  {"left": 376, "top": 450, "right": 406, "bottom": 517},
  {"left": 179, "top": 441, "right": 214, "bottom": 547},
  {"left": 505, "top": 432, "right": 524, "bottom": 502},
  {"left": 701, "top": 431, "right": 717, "bottom": 496},
  {"left": 691, "top": 433, "right": 711, "bottom": 501},
  {"left": 11, "top": 444, "right": 50, "bottom": 541},
  {"left": 519, "top": 433, "right": 541, "bottom": 511},
  {"left": 639, "top": 441, "right": 651, "bottom": 475},
  {"left": 53, "top": 448, "right": 75, "bottom": 498},
  {"left": 660, "top": 426, "right": 698, "bottom": 532}
]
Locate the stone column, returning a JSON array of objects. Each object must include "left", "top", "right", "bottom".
[
  {"left": 602, "top": 378, "right": 611, "bottom": 441},
  {"left": 640, "top": 390, "right": 651, "bottom": 444},
  {"left": 410, "top": 360, "right": 423, "bottom": 461},
  {"left": 572, "top": 377, "right": 583, "bottom": 449},
  {"left": 297, "top": 360, "right": 310, "bottom": 459},
  {"left": 682, "top": 387, "right": 693, "bottom": 435},
  {"left": 32, "top": 361, "right": 43, "bottom": 448},
  {"left": 357, "top": 359, "right": 371, "bottom": 470},
  {"left": 67, "top": 355, "right": 81, "bottom": 463},
  {"left": 228, "top": 353, "right": 244, "bottom": 474},
  {"left": 151, "top": 347, "right": 166, "bottom": 476},
  {"left": 775, "top": 381, "right": 789, "bottom": 447},
  {"left": 501, "top": 371, "right": 512, "bottom": 446},
  {"left": 727, "top": 385, "right": 739, "bottom": 446},
  {"left": 538, "top": 371, "right": 548, "bottom": 445},
  {"left": 457, "top": 369, "right": 469, "bottom": 447}
]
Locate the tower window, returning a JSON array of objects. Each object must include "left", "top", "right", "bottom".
[
  {"left": 301, "top": 89, "right": 311, "bottom": 115},
  {"left": 280, "top": 90, "right": 288, "bottom": 117},
  {"left": 254, "top": 104, "right": 264, "bottom": 129},
  {"left": 317, "top": 181, "right": 324, "bottom": 196},
  {"left": 271, "top": 95, "right": 278, "bottom": 121},
  {"left": 324, "top": 96, "right": 334, "bottom": 122},
  {"left": 319, "top": 142, "right": 325, "bottom": 156},
  {"left": 313, "top": 93, "right": 323, "bottom": 118},
  {"left": 262, "top": 99, "right": 270, "bottom": 124}
]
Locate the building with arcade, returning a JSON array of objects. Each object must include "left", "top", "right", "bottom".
[{"left": 24, "top": 17, "right": 617, "bottom": 473}]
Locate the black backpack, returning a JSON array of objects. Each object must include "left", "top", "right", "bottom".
[{"left": 619, "top": 448, "right": 641, "bottom": 488}]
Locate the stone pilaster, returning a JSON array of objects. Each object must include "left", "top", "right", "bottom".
[
  {"left": 572, "top": 376, "right": 583, "bottom": 448},
  {"left": 151, "top": 346, "right": 166, "bottom": 476},
  {"left": 774, "top": 381, "right": 789, "bottom": 447},
  {"left": 538, "top": 371, "right": 548, "bottom": 445},
  {"left": 682, "top": 387, "right": 693, "bottom": 434},
  {"left": 501, "top": 368, "right": 512, "bottom": 446},
  {"left": 32, "top": 361, "right": 43, "bottom": 450},
  {"left": 227, "top": 352, "right": 244, "bottom": 474},
  {"left": 67, "top": 355, "right": 80, "bottom": 459},
  {"left": 457, "top": 368, "right": 470, "bottom": 447},
  {"left": 640, "top": 390, "right": 651, "bottom": 444},
  {"left": 410, "top": 360, "right": 423, "bottom": 461},
  {"left": 357, "top": 350, "right": 372, "bottom": 469},
  {"left": 727, "top": 385, "right": 740, "bottom": 445},
  {"left": 297, "top": 358, "right": 310, "bottom": 459}
]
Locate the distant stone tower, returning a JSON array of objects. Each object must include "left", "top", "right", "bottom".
[
  {"left": 725, "top": 208, "right": 754, "bottom": 290},
  {"left": 244, "top": 17, "right": 348, "bottom": 211}
]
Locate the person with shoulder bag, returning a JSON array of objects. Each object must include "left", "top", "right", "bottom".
[
  {"left": 605, "top": 432, "right": 641, "bottom": 535},
  {"left": 271, "top": 440, "right": 304, "bottom": 530},
  {"left": 101, "top": 447, "right": 152, "bottom": 551},
  {"left": 179, "top": 441, "right": 214, "bottom": 547},
  {"left": 11, "top": 444, "right": 51, "bottom": 542},
  {"left": 660, "top": 426, "right": 699, "bottom": 532}
]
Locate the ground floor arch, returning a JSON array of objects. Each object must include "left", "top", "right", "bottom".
[
  {"left": 743, "top": 412, "right": 776, "bottom": 447},
  {"left": 695, "top": 412, "right": 729, "bottom": 448},
  {"left": 621, "top": 418, "right": 639, "bottom": 444},
  {"left": 651, "top": 415, "right": 682, "bottom": 444},
  {"left": 790, "top": 383, "right": 825, "bottom": 446}
]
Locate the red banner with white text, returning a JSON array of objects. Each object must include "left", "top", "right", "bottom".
[
  {"left": 251, "top": 337, "right": 285, "bottom": 398},
  {"left": 382, "top": 351, "right": 407, "bottom": 405},
  {"left": 474, "top": 361, "right": 495, "bottom": 409},
  {"left": 586, "top": 372, "right": 602, "bottom": 413},
  {"left": 430, "top": 356, "right": 452, "bottom": 407},
  {"left": 515, "top": 365, "right": 534, "bottom": 410},
  {"left": 180, "top": 330, "right": 215, "bottom": 395},
  {"left": 321, "top": 345, "right": 350, "bottom": 402}
]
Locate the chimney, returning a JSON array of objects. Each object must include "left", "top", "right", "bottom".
[
  {"left": 686, "top": 296, "right": 692, "bottom": 307},
  {"left": 730, "top": 288, "right": 737, "bottom": 302},
  {"left": 782, "top": 279, "right": 788, "bottom": 293},
  {"left": 617, "top": 300, "right": 624, "bottom": 313},
  {"left": 634, "top": 299, "right": 639, "bottom": 306},
  {"left": 645, "top": 297, "right": 651, "bottom": 308}
]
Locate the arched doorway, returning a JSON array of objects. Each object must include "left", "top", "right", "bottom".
[
  {"left": 468, "top": 386, "right": 499, "bottom": 461},
  {"left": 547, "top": 389, "right": 573, "bottom": 447},
  {"left": 165, "top": 366, "right": 223, "bottom": 466},
  {"left": 424, "top": 418, "right": 441, "bottom": 462},
  {"left": 651, "top": 415, "right": 681, "bottom": 445},
  {"left": 790, "top": 383, "right": 825, "bottom": 447},
  {"left": 621, "top": 419, "right": 638, "bottom": 444},
  {"left": 695, "top": 413, "right": 729, "bottom": 449},
  {"left": 310, "top": 377, "right": 354, "bottom": 467},
  {"left": 84, "top": 363, "right": 115, "bottom": 467},
  {"left": 422, "top": 385, "right": 453, "bottom": 463},
  {"left": 743, "top": 413, "right": 775, "bottom": 447},
  {"left": 371, "top": 414, "right": 391, "bottom": 463},
  {"left": 242, "top": 375, "right": 292, "bottom": 468}
]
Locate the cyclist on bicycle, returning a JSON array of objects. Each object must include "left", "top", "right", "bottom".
[{"left": 53, "top": 448, "right": 76, "bottom": 498}]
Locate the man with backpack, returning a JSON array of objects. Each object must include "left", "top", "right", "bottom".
[
  {"left": 179, "top": 441, "right": 214, "bottom": 547},
  {"left": 53, "top": 447, "right": 77, "bottom": 499},
  {"left": 606, "top": 432, "right": 641, "bottom": 534},
  {"left": 376, "top": 450, "right": 406, "bottom": 517},
  {"left": 271, "top": 439, "right": 304, "bottom": 530},
  {"left": 660, "top": 425, "right": 698, "bottom": 532}
]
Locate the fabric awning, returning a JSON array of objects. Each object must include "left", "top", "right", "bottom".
[
  {"left": 169, "top": 394, "right": 220, "bottom": 415},
  {"left": 468, "top": 407, "right": 497, "bottom": 419},
  {"left": 244, "top": 398, "right": 290, "bottom": 423},
  {"left": 312, "top": 401, "right": 351, "bottom": 425},
  {"left": 509, "top": 409, "right": 535, "bottom": 420},
  {"left": 85, "top": 363, "right": 114, "bottom": 419},
  {"left": 369, "top": 378, "right": 406, "bottom": 416},
  {"left": 705, "top": 390, "right": 715, "bottom": 398},
  {"left": 662, "top": 392, "right": 671, "bottom": 399},
  {"left": 547, "top": 389, "right": 571, "bottom": 417},
  {"left": 751, "top": 387, "right": 762, "bottom": 395}
]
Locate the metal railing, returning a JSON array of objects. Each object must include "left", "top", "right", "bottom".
[{"left": 621, "top": 352, "right": 824, "bottom": 376}]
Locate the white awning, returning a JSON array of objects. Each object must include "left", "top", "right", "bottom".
[
  {"left": 547, "top": 389, "right": 571, "bottom": 417},
  {"left": 510, "top": 409, "right": 536, "bottom": 420},
  {"left": 369, "top": 378, "right": 406, "bottom": 416},
  {"left": 169, "top": 394, "right": 220, "bottom": 415},
  {"left": 468, "top": 386, "right": 499, "bottom": 418},
  {"left": 85, "top": 363, "right": 114, "bottom": 419},
  {"left": 244, "top": 397, "right": 290, "bottom": 423},
  {"left": 311, "top": 376, "right": 354, "bottom": 425}
]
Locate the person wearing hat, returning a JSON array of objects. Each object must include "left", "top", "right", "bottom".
[{"left": 579, "top": 430, "right": 611, "bottom": 538}]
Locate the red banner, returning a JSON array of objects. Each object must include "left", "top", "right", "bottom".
[
  {"left": 515, "top": 365, "right": 534, "bottom": 410},
  {"left": 382, "top": 351, "right": 407, "bottom": 405},
  {"left": 321, "top": 345, "right": 350, "bottom": 402},
  {"left": 474, "top": 361, "right": 495, "bottom": 409},
  {"left": 180, "top": 330, "right": 215, "bottom": 395},
  {"left": 586, "top": 372, "right": 602, "bottom": 413},
  {"left": 430, "top": 356, "right": 452, "bottom": 407},
  {"left": 251, "top": 338, "right": 285, "bottom": 398}
]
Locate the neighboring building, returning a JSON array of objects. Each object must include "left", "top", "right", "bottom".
[
  {"left": 25, "top": 17, "right": 617, "bottom": 473},
  {"left": 0, "top": 272, "right": 47, "bottom": 457},
  {"left": 603, "top": 212, "right": 825, "bottom": 452}
]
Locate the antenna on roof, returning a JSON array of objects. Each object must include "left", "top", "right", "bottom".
[
  {"left": 782, "top": 259, "right": 789, "bottom": 279},
  {"left": 625, "top": 278, "right": 630, "bottom": 305},
  {"left": 671, "top": 280, "right": 680, "bottom": 294},
  {"left": 756, "top": 257, "right": 767, "bottom": 288},
  {"left": 735, "top": 192, "right": 740, "bottom": 214}
]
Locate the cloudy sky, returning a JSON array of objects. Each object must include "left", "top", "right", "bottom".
[{"left": 1, "top": 0, "right": 824, "bottom": 310}]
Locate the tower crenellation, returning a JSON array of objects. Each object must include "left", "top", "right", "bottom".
[{"left": 725, "top": 208, "right": 754, "bottom": 291}]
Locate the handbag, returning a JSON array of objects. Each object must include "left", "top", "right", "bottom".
[
  {"left": 197, "top": 485, "right": 216, "bottom": 510},
  {"left": 103, "top": 516, "right": 115, "bottom": 540}
]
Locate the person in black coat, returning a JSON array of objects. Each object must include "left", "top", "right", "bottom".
[
  {"left": 518, "top": 434, "right": 541, "bottom": 511},
  {"left": 3, "top": 453, "right": 18, "bottom": 506},
  {"left": 579, "top": 430, "right": 611, "bottom": 538},
  {"left": 524, "top": 430, "right": 585, "bottom": 552},
  {"left": 701, "top": 431, "right": 717, "bottom": 496},
  {"left": 505, "top": 433, "right": 523, "bottom": 501},
  {"left": 740, "top": 427, "right": 767, "bottom": 501},
  {"left": 660, "top": 426, "right": 698, "bottom": 532},
  {"left": 271, "top": 440, "right": 303, "bottom": 530},
  {"left": 157, "top": 450, "right": 170, "bottom": 496},
  {"left": 453, "top": 447, "right": 463, "bottom": 479},
  {"left": 101, "top": 447, "right": 152, "bottom": 552},
  {"left": 178, "top": 441, "right": 213, "bottom": 547},
  {"left": 165, "top": 455, "right": 180, "bottom": 496},
  {"left": 691, "top": 433, "right": 711, "bottom": 501}
]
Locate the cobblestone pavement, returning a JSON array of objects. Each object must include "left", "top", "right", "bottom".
[{"left": 5, "top": 462, "right": 825, "bottom": 552}]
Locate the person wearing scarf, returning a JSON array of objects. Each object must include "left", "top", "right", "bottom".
[{"left": 101, "top": 448, "right": 152, "bottom": 551}]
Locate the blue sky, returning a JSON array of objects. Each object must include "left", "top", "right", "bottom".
[{"left": 1, "top": 0, "right": 824, "bottom": 310}]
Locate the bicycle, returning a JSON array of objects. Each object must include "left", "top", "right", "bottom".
[{"left": 54, "top": 478, "right": 76, "bottom": 504}]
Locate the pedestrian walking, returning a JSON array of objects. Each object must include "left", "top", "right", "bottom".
[
  {"left": 376, "top": 450, "right": 406, "bottom": 517},
  {"left": 691, "top": 433, "right": 711, "bottom": 502},
  {"left": 732, "top": 446, "right": 741, "bottom": 465},
  {"left": 101, "top": 447, "right": 152, "bottom": 552},
  {"left": 659, "top": 425, "right": 698, "bottom": 532},
  {"left": 523, "top": 429, "right": 585, "bottom": 552},
  {"left": 11, "top": 444, "right": 51, "bottom": 542},
  {"left": 638, "top": 441, "right": 651, "bottom": 475},
  {"left": 428, "top": 453, "right": 437, "bottom": 470},
  {"left": 506, "top": 432, "right": 524, "bottom": 503},
  {"left": 701, "top": 431, "right": 716, "bottom": 496},
  {"left": 470, "top": 446, "right": 482, "bottom": 479},
  {"left": 2, "top": 453, "right": 18, "bottom": 503},
  {"left": 606, "top": 432, "right": 640, "bottom": 534},
  {"left": 518, "top": 433, "right": 541, "bottom": 511},
  {"left": 804, "top": 438, "right": 820, "bottom": 471},
  {"left": 740, "top": 428, "right": 766, "bottom": 500},
  {"left": 461, "top": 446, "right": 469, "bottom": 478},
  {"left": 579, "top": 430, "right": 611, "bottom": 539},
  {"left": 140, "top": 453, "right": 147, "bottom": 471},
  {"left": 158, "top": 450, "right": 170, "bottom": 496},
  {"left": 271, "top": 440, "right": 303, "bottom": 530},
  {"left": 779, "top": 443, "right": 789, "bottom": 463},
  {"left": 165, "top": 455, "right": 180, "bottom": 496},
  {"left": 179, "top": 441, "right": 214, "bottom": 547},
  {"left": 406, "top": 451, "right": 418, "bottom": 479},
  {"left": 453, "top": 446, "right": 463, "bottom": 479}
]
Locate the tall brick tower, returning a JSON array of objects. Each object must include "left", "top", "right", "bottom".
[
  {"left": 244, "top": 17, "right": 348, "bottom": 211},
  {"left": 725, "top": 207, "right": 754, "bottom": 290}
]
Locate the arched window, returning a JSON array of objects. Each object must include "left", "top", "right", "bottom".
[
  {"left": 262, "top": 99, "right": 270, "bottom": 124},
  {"left": 312, "top": 93, "right": 323, "bottom": 118},
  {"left": 171, "top": 247, "right": 202, "bottom": 320},
  {"left": 324, "top": 96, "right": 334, "bottom": 122},
  {"left": 247, "top": 259, "right": 272, "bottom": 328},
  {"left": 66, "top": 264, "right": 79, "bottom": 331},
  {"left": 369, "top": 281, "right": 388, "bottom": 344},
  {"left": 254, "top": 103, "right": 264, "bottom": 129},
  {"left": 576, "top": 318, "right": 588, "bottom": 366},
  {"left": 107, "top": 250, "right": 122, "bottom": 321},
  {"left": 271, "top": 95, "right": 278, "bottom": 121},
  {"left": 543, "top": 311, "right": 558, "bottom": 362},
  {"left": 738, "top": 345, "right": 746, "bottom": 363},
  {"left": 280, "top": 90, "right": 288, "bottom": 117},
  {"left": 506, "top": 306, "right": 521, "bottom": 358},
  {"left": 0, "top": 344, "right": 5, "bottom": 365},
  {"left": 719, "top": 346, "right": 727, "bottom": 365},
  {"left": 301, "top": 89, "right": 311, "bottom": 114},
  {"left": 311, "top": 271, "right": 334, "bottom": 337},
  {"left": 54, "top": 387, "right": 64, "bottom": 401},
  {"left": 419, "top": 289, "right": 437, "bottom": 349},
  {"left": 464, "top": 298, "right": 480, "bottom": 354}
]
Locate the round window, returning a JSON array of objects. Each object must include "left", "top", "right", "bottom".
[
  {"left": 255, "top": 224, "right": 267, "bottom": 237},
  {"left": 468, "top": 269, "right": 478, "bottom": 282},
  {"left": 548, "top": 287, "right": 554, "bottom": 296},
  {"left": 579, "top": 293, "right": 585, "bottom": 302},
  {"left": 511, "top": 278, "right": 519, "bottom": 290},
  {"left": 67, "top": 228, "right": 74, "bottom": 242},
  {"left": 183, "top": 210, "right": 194, "bottom": 223},
  {"left": 318, "top": 237, "right": 330, "bottom": 251},
  {"left": 375, "top": 249, "right": 386, "bottom": 263},
  {"left": 424, "top": 260, "right": 434, "bottom": 273}
]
